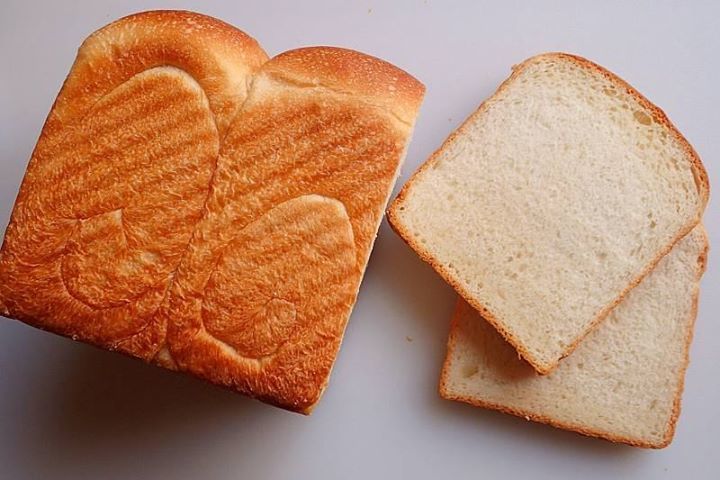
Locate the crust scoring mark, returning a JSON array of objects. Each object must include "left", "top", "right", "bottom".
[
  {"left": 55, "top": 66, "right": 219, "bottom": 342},
  {"left": 198, "top": 195, "right": 357, "bottom": 364}
]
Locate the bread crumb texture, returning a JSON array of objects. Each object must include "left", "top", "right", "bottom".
[
  {"left": 440, "top": 227, "right": 708, "bottom": 448},
  {"left": 390, "top": 53, "right": 707, "bottom": 373}
]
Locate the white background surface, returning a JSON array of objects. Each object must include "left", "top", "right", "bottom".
[{"left": 1, "top": 1, "right": 718, "bottom": 478}]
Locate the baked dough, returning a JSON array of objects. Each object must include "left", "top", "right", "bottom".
[{"left": 0, "top": 11, "right": 424, "bottom": 413}]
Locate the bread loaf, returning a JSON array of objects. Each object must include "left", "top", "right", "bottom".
[{"left": 0, "top": 11, "right": 424, "bottom": 413}]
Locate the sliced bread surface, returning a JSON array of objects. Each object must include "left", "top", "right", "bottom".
[
  {"left": 440, "top": 227, "right": 708, "bottom": 448},
  {"left": 389, "top": 53, "right": 708, "bottom": 373}
]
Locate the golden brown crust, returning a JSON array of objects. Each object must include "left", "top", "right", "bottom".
[
  {"left": 159, "top": 45, "right": 423, "bottom": 412},
  {"left": 0, "top": 10, "right": 267, "bottom": 357},
  {"left": 389, "top": 52, "right": 709, "bottom": 374},
  {"left": 0, "top": 11, "right": 424, "bottom": 413},
  {"left": 258, "top": 46, "right": 425, "bottom": 126},
  {"left": 163, "top": 196, "right": 362, "bottom": 414},
  {"left": 439, "top": 228, "right": 709, "bottom": 448},
  {"left": 61, "top": 10, "right": 268, "bottom": 135}
]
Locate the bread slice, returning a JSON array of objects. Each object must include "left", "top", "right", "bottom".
[
  {"left": 389, "top": 53, "right": 708, "bottom": 373},
  {"left": 0, "top": 11, "right": 424, "bottom": 413},
  {"left": 440, "top": 226, "right": 708, "bottom": 448}
]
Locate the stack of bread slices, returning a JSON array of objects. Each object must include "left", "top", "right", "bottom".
[{"left": 388, "top": 53, "right": 709, "bottom": 448}]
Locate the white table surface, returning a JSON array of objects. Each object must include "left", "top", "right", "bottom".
[{"left": 1, "top": 1, "right": 718, "bottom": 478}]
